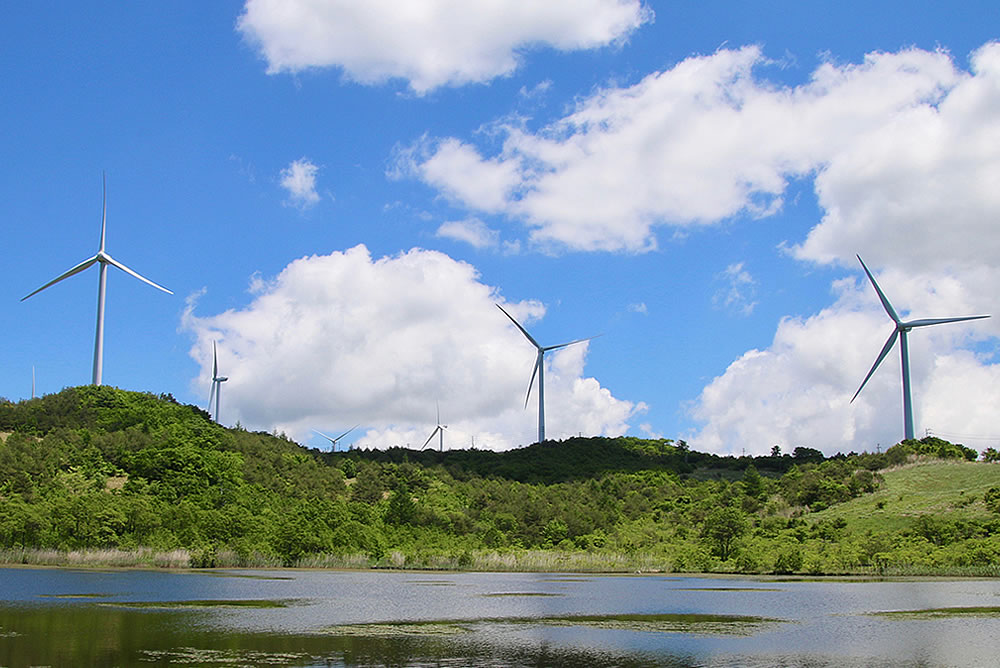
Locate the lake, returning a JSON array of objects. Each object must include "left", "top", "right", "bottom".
[{"left": 2, "top": 567, "right": 1000, "bottom": 666}]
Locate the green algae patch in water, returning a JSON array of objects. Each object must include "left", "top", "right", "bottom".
[
  {"left": 872, "top": 606, "right": 1000, "bottom": 619},
  {"left": 139, "top": 647, "right": 314, "bottom": 664},
  {"left": 99, "top": 599, "right": 292, "bottom": 609},
  {"left": 481, "top": 591, "right": 563, "bottom": 597},
  {"left": 326, "top": 620, "right": 477, "bottom": 636},
  {"left": 675, "top": 587, "right": 783, "bottom": 592},
  {"left": 325, "top": 612, "right": 784, "bottom": 638},
  {"left": 538, "top": 612, "right": 784, "bottom": 635}
]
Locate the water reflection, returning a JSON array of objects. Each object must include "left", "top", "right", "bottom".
[{"left": 2, "top": 567, "right": 1000, "bottom": 667}]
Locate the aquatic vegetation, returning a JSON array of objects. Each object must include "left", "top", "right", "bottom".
[
  {"left": 481, "top": 591, "right": 563, "bottom": 597},
  {"left": 139, "top": 647, "right": 313, "bottom": 664},
  {"left": 325, "top": 612, "right": 784, "bottom": 637},
  {"left": 873, "top": 606, "right": 1000, "bottom": 618},
  {"left": 100, "top": 599, "right": 291, "bottom": 609}
]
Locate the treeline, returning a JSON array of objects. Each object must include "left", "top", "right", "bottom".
[{"left": 1, "top": 387, "right": 997, "bottom": 574}]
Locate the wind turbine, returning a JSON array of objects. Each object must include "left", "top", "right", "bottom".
[
  {"left": 21, "top": 174, "right": 173, "bottom": 386},
  {"left": 208, "top": 341, "right": 228, "bottom": 422},
  {"left": 313, "top": 425, "right": 359, "bottom": 452},
  {"left": 851, "top": 255, "right": 990, "bottom": 441},
  {"left": 421, "top": 403, "right": 447, "bottom": 452},
  {"left": 497, "top": 303, "right": 597, "bottom": 444}
]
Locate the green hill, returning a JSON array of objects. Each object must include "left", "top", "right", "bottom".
[{"left": 1, "top": 386, "right": 998, "bottom": 575}]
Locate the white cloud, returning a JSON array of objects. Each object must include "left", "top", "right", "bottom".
[
  {"left": 436, "top": 218, "right": 500, "bottom": 249},
  {"left": 792, "top": 43, "right": 1000, "bottom": 270},
  {"left": 182, "top": 245, "right": 641, "bottom": 449},
  {"left": 404, "top": 44, "right": 965, "bottom": 252},
  {"left": 237, "top": 0, "right": 650, "bottom": 94},
  {"left": 280, "top": 158, "right": 320, "bottom": 208},
  {"left": 688, "top": 271, "right": 998, "bottom": 456}
]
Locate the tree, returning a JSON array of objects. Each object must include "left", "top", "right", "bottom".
[
  {"left": 702, "top": 506, "right": 748, "bottom": 561},
  {"left": 741, "top": 463, "right": 765, "bottom": 499},
  {"left": 985, "top": 487, "right": 1000, "bottom": 514}
]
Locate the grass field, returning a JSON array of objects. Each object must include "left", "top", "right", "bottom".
[{"left": 813, "top": 458, "right": 1000, "bottom": 534}]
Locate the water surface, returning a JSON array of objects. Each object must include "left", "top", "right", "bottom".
[{"left": 3, "top": 567, "right": 1000, "bottom": 666}]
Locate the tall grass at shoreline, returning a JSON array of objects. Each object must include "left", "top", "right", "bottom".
[{"left": 3, "top": 547, "right": 999, "bottom": 577}]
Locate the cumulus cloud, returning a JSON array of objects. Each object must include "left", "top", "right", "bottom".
[
  {"left": 237, "top": 0, "right": 650, "bottom": 93},
  {"left": 792, "top": 43, "right": 1000, "bottom": 269},
  {"left": 684, "top": 44, "right": 1000, "bottom": 455},
  {"left": 403, "top": 44, "right": 969, "bottom": 252},
  {"left": 280, "top": 158, "right": 320, "bottom": 208},
  {"left": 436, "top": 218, "right": 500, "bottom": 249},
  {"left": 688, "top": 269, "right": 997, "bottom": 456},
  {"left": 182, "top": 245, "right": 640, "bottom": 449}
]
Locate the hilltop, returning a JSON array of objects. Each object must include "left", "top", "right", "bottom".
[{"left": 1, "top": 386, "right": 998, "bottom": 575}]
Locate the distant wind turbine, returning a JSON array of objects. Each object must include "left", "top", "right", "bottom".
[
  {"left": 421, "top": 403, "right": 447, "bottom": 452},
  {"left": 497, "top": 303, "right": 597, "bottom": 444},
  {"left": 208, "top": 341, "right": 228, "bottom": 422},
  {"left": 851, "top": 255, "right": 990, "bottom": 441},
  {"left": 21, "top": 174, "right": 173, "bottom": 386},
  {"left": 314, "top": 425, "right": 359, "bottom": 452}
]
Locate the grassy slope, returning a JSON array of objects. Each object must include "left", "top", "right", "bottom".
[{"left": 813, "top": 459, "right": 1000, "bottom": 534}]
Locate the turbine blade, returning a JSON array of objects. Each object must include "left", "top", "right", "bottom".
[
  {"left": 851, "top": 329, "right": 899, "bottom": 403},
  {"left": 213, "top": 341, "right": 219, "bottom": 378},
  {"left": 102, "top": 254, "right": 173, "bottom": 294},
  {"left": 543, "top": 333, "right": 601, "bottom": 352},
  {"left": 904, "top": 315, "right": 990, "bottom": 328},
  {"left": 421, "top": 427, "right": 439, "bottom": 450},
  {"left": 100, "top": 172, "right": 107, "bottom": 253},
  {"left": 21, "top": 255, "right": 99, "bottom": 301},
  {"left": 525, "top": 353, "right": 541, "bottom": 408},
  {"left": 208, "top": 380, "right": 217, "bottom": 414},
  {"left": 857, "top": 255, "right": 900, "bottom": 324},
  {"left": 334, "top": 425, "right": 358, "bottom": 442},
  {"left": 497, "top": 303, "right": 541, "bottom": 349},
  {"left": 312, "top": 428, "right": 337, "bottom": 444}
]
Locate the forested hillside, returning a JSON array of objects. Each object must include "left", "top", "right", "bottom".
[{"left": 2, "top": 387, "right": 998, "bottom": 575}]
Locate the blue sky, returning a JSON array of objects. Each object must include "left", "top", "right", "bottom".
[{"left": 3, "top": 1, "right": 998, "bottom": 455}]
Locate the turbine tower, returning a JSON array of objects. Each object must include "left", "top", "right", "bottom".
[
  {"left": 852, "top": 255, "right": 990, "bottom": 441},
  {"left": 21, "top": 174, "right": 173, "bottom": 386},
  {"left": 313, "top": 426, "right": 358, "bottom": 452},
  {"left": 421, "top": 403, "right": 447, "bottom": 452},
  {"left": 497, "top": 303, "right": 596, "bottom": 444},
  {"left": 208, "top": 341, "right": 228, "bottom": 422}
]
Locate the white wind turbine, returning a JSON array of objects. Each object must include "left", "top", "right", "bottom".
[
  {"left": 497, "top": 303, "right": 597, "bottom": 444},
  {"left": 208, "top": 341, "right": 228, "bottom": 422},
  {"left": 421, "top": 403, "right": 447, "bottom": 452},
  {"left": 21, "top": 174, "right": 173, "bottom": 386},
  {"left": 852, "top": 255, "right": 990, "bottom": 442},
  {"left": 313, "top": 425, "right": 359, "bottom": 452}
]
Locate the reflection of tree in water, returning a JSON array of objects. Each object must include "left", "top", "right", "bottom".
[{"left": 0, "top": 603, "right": 704, "bottom": 667}]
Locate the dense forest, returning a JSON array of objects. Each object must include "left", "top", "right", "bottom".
[{"left": 2, "top": 386, "right": 999, "bottom": 575}]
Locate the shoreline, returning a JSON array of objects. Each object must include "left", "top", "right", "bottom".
[{"left": 2, "top": 547, "right": 998, "bottom": 578}]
